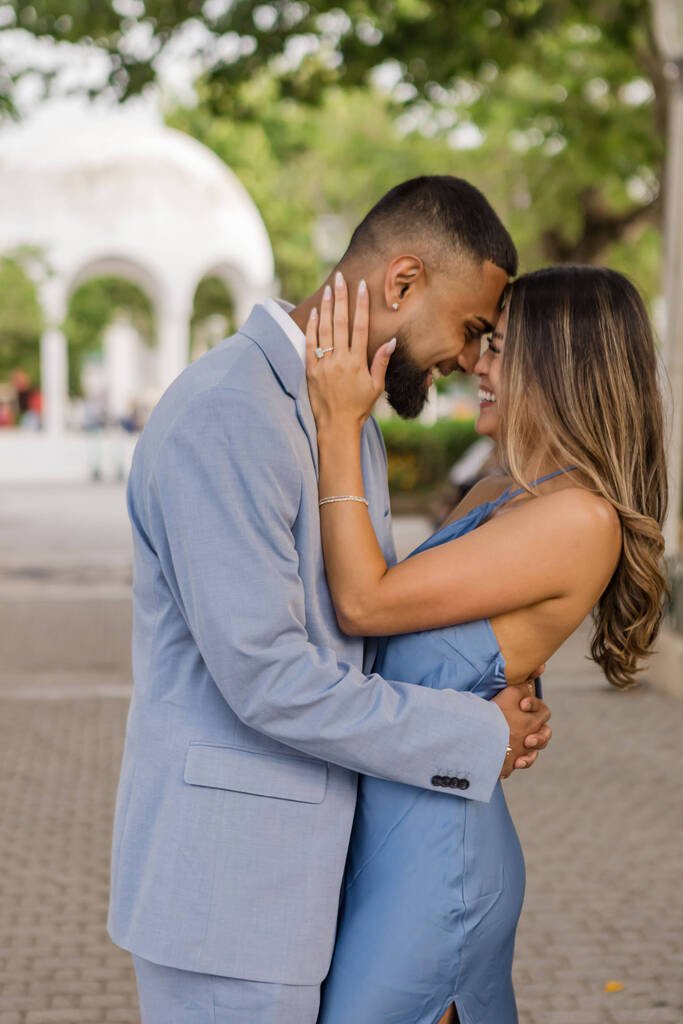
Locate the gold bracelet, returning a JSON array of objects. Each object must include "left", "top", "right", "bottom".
[{"left": 318, "top": 495, "right": 369, "bottom": 508}]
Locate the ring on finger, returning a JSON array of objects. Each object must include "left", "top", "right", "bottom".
[
  {"left": 505, "top": 745, "right": 513, "bottom": 758},
  {"left": 315, "top": 347, "right": 334, "bottom": 359}
]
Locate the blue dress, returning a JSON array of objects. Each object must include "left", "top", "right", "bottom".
[{"left": 318, "top": 472, "right": 567, "bottom": 1024}]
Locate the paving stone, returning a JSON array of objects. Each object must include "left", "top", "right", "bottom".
[
  {"left": 509, "top": 643, "right": 683, "bottom": 1024},
  {"left": 0, "top": 491, "right": 681, "bottom": 1023},
  {"left": 1, "top": 669, "right": 681, "bottom": 1024}
]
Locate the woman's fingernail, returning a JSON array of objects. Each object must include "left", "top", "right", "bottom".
[
  {"left": 323, "top": 284, "right": 332, "bottom": 300},
  {"left": 335, "top": 270, "right": 344, "bottom": 288},
  {"left": 387, "top": 337, "right": 397, "bottom": 353},
  {"left": 310, "top": 307, "right": 318, "bottom": 321},
  {"left": 358, "top": 279, "right": 367, "bottom": 294}
]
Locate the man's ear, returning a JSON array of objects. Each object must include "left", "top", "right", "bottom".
[{"left": 384, "top": 255, "right": 425, "bottom": 312}]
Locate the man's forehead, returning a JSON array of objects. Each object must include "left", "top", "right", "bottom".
[{"left": 454, "top": 260, "right": 510, "bottom": 324}]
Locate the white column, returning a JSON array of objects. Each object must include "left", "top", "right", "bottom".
[
  {"left": 663, "top": 68, "right": 683, "bottom": 554},
  {"left": 40, "top": 325, "right": 68, "bottom": 435},
  {"left": 156, "top": 293, "right": 192, "bottom": 392},
  {"left": 103, "top": 315, "right": 141, "bottom": 422}
]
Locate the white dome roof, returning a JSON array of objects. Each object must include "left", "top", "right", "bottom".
[
  {"left": 0, "top": 99, "right": 275, "bottom": 324},
  {"left": 2, "top": 100, "right": 248, "bottom": 203}
]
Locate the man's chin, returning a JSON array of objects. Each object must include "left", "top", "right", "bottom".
[
  {"left": 384, "top": 347, "right": 432, "bottom": 419},
  {"left": 386, "top": 389, "right": 430, "bottom": 420}
]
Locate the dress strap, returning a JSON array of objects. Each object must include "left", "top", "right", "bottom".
[{"left": 494, "top": 466, "right": 576, "bottom": 507}]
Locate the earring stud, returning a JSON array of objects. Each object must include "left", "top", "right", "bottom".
[{"left": 391, "top": 302, "right": 399, "bottom": 311}]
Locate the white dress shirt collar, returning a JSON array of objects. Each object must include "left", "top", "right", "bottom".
[{"left": 262, "top": 298, "right": 306, "bottom": 364}]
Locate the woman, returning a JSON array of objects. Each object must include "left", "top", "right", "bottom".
[{"left": 304, "top": 266, "right": 667, "bottom": 1024}]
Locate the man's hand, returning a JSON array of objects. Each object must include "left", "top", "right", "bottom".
[{"left": 492, "top": 671, "right": 552, "bottom": 779}]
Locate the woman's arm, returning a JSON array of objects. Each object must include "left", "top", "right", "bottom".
[
  {"left": 318, "top": 466, "right": 613, "bottom": 636},
  {"left": 306, "top": 275, "right": 619, "bottom": 638}
]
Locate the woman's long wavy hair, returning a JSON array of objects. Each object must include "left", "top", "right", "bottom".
[{"left": 500, "top": 266, "right": 668, "bottom": 688}]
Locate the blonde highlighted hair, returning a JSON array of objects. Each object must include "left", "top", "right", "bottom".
[{"left": 500, "top": 266, "right": 668, "bottom": 688}]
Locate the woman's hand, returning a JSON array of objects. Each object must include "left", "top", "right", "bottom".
[{"left": 305, "top": 271, "right": 396, "bottom": 434}]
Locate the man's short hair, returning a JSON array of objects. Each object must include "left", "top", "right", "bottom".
[{"left": 345, "top": 175, "right": 518, "bottom": 277}]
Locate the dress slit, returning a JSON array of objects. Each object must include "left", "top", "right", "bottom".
[{"left": 435, "top": 1001, "right": 460, "bottom": 1024}]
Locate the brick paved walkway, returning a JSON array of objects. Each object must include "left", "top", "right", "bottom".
[
  {"left": 508, "top": 658, "right": 683, "bottom": 1024},
  {"left": 1, "top": 486, "right": 682, "bottom": 1022},
  {"left": 0, "top": 699, "right": 136, "bottom": 1024}
]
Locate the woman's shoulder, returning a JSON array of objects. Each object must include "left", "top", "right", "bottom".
[
  {"left": 512, "top": 485, "right": 622, "bottom": 570},
  {"left": 533, "top": 485, "right": 620, "bottom": 532}
]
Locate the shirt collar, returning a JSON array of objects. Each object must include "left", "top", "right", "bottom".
[{"left": 262, "top": 298, "right": 306, "bottom": 363}]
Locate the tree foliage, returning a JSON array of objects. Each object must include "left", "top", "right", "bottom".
[
  {"left": 2, "top": 0, "right": 665, "bottom": 272},
  {"left": 170, "top": 84, "right": 505, "bottom": 299},
  {"left": 2, "top": 2, "right": 657, "bottom": 111},
  {"left": 170, "top": 75, "right": 661, "bottom": 304},
  {"left": 0, "top": 257, "right": 42, "bottom": 383},
  {"left": 0, "top": 0, "right": 667, "bottom": 378}
]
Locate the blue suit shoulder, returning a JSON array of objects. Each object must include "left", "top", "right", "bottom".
[{"left": 135, "top": 332, "right": 294, "bottom": 469}]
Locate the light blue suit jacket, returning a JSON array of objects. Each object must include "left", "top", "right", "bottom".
[{"left": 107, "top": 304, "right": 509, "bottom": 985}]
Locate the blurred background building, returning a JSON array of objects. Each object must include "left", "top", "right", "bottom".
[{"left": 0, "top": 100, "right": 274, "bottom": 480}]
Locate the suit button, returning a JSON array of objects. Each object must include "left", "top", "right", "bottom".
[
  {"left": 448, "top": 779, "right": 459, "bottom": 789},
  {"left": 431, "top": 775, "right": 443, "bottom": 786},
  {"left": 457, "top": 779, "right": 470, "bottom": 790}
]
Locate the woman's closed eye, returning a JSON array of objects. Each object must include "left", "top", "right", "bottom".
[{"left": 479, "top": 333, "right": 498, "bottom": 357}]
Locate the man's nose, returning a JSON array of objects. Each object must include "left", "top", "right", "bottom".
[{"left": 457, "top": 340, "right": 481, "bottom": 375}]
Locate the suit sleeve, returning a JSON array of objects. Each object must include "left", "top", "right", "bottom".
[{"left": 148, "top": 385, "right": 509, "bottom": 802}]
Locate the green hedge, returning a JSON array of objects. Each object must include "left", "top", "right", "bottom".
[{"left": 378, "top": 418, "right": 479, "bottom": 495}]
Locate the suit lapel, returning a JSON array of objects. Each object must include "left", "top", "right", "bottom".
[
  {"left": 294, "top": 383, "right": 319, "bottom": 477},
  {"left": 239, "top": 304, "right": 319, "bottom": 477}
]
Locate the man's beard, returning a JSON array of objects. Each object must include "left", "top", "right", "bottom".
[{"left": 384, "top": 329, "right": 432, "bottom": 419}]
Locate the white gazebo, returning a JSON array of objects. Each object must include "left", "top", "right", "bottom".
[{"left": 0, "top": 99, "right": 276, "bottom": 478}]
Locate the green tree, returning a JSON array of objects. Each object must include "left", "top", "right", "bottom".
[
  {"left": 170, "top": 84, "right": 493, "bottom": 300},
  {"left": 3, "top": 1, "right": 664, "bottom": 271},
  {"left": 191, "top": 276, "right": 236, "bottom": 357},
  {"left": 170, "top": 75, "right": 661, "bottom": 304},
  {"left": 0, "top": 257, "right": 42, "bottom": 384}
]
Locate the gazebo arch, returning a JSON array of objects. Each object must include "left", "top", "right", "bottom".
[
  {"left": 192, "top": 261, "right": 254, "bottom": 322},
  {"left": 0, "top": 99, "right": 276, "bottom": 438},
  {"left": 67, "top": 256, "right": 163, "bottom": 310}
]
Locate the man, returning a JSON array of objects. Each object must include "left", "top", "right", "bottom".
[{"left": 108, "top": 176, "right": 551, "bottom": 1022}]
